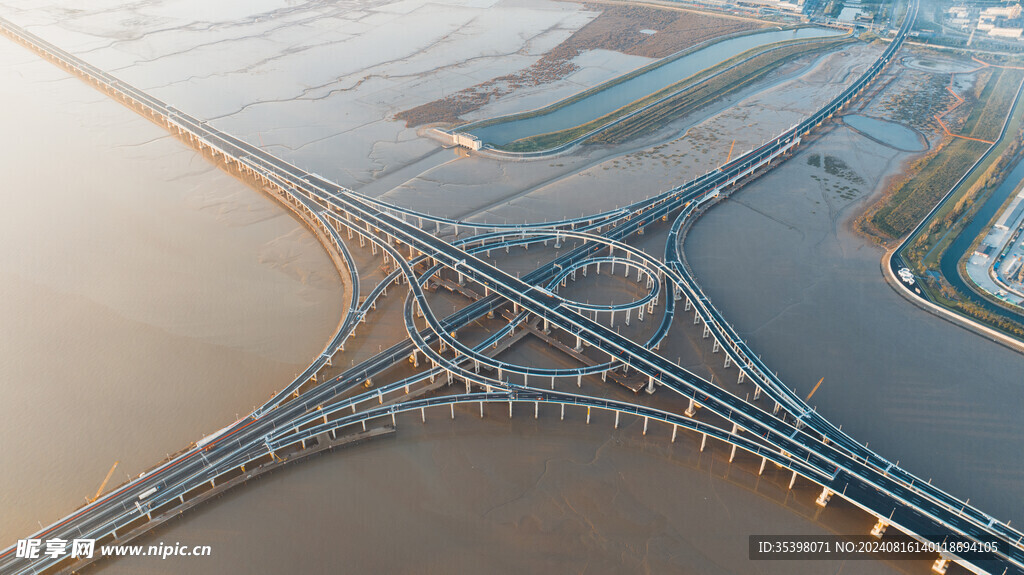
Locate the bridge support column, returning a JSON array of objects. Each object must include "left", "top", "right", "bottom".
[
  {"left": 643, "top": 416, "right": 649, "bottom": 435},
  {"left": 474, "top": 360, "right": 479, "bottom": 373},
  {"left": 703, "top": 325, "right": 710, "bottom": 339},
  {"left": 575, "top": 335, "right": 583, "bottom": 352},
  {"left": 480, "top": 401, "right": 484, "bottom": 418},
  {"left": 694, "top": 310, "right": 700, "bottom": 324},
  {"left": 789, "top": 470, "right": 798, "bottom": 490},
  {"left": 582, "top": 266, "right": 586, "bottom": 278},
  {"left": 671, "top": 424, "right": 678, "bottom": 443},
  {"left": 646, "top": 375, "right": 655, "bottom": 395},
  {"left": 560, "top": 403, "right": 565, "bottom": 421},
  {"left": 815, "top": 487, "right": 833, "bottom": 507},
  {"left": 674, "top": 286, "right": 681, "bottom": 301},
  {"left": 535, "top": 401, "right": 539, "bottom": 419},
  {"left": 759, "top": 457, "right": 767, "bottom": 476},
  {"left": 773, "top": 401, "right": 780, "bottom": 415},
  {"left": 497, "top": 367, "right": 503, "bottom": 381},
  {"left": 586, "top": 406, "right": 591, "bottom": 424},
  {"left": 509, "top": 401, "right": 513, "bottom": 418},
  {"left": 729, "top": 423, "right": 739, "bottom": 462},
  {"left": 932, "top": 557, "right": 950, "bottom": 574},
  {"left": 738, "top": 370, "right": 745, "bottom": 384},
  {"left": 625, "top": 308, "right": 630, "bottom": 326},
  {"left": 712, "top": 339, "right": 720, "bottom": 353},
  {"left": 685, "top": 398, "right": 696, "bottom": 417},
  {"left": 753, "top": 385, "right": 761, "bottom": 401},
  {"left": 596, "top": 262, "right": 600, "bottom": 275},
  {"left": 871, "top": 519, "right": 889, "bottom": 538},
  {"left": 576, "top": 374, "right": 581, "bottom": 388},
  {"left": 685, "top": 297, "right": 691, "bottom": 311},
  {"left": 700, "top": 433, "right": 707, "bottom": 452},
  {"left": 601, "top": 370, "right": 607, "bottom": 382},
  {"left": 614, "top": 411, "right": 620, "bottom": 429},
  {"left": 724, "top": 355, "right": 731, "bottom": 368},
  {"left": 543, "top": 317, "right": 550, "bottom": 333}
]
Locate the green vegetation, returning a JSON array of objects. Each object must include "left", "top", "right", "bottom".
[
  {"left": 867, "top": 68, "right": 1024, "bottom": 239},
  {"left": 494, "top": 35, "right": 852, "bottom": 153},
  {"left": 890, "top": 68, "right": 1024, "bottom": 340},
  {"left": 963, "top": 68, "right": 1022, "bottom": 142},
  {"left": 870, "top": 138, "right": 989, "bottom": 238}
]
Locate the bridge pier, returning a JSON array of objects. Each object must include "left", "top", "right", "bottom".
[
  {"left": 671, "top": 424, "right": 678, "bottom": 443},
  {"left": 535, "top": 401, "right": 539, "bottom": 419},
  {"left": 643, "top": 416, "right": 649, "bottom": 435},
  {"left": 738, "top": 370, "right": 745, "bottom": 384},
  {"left": 576, "top": 374, "right": 581, "bottom": 388},
  {"left": 410, "top": 351, "right": 419, "bottom": 368},
  {"left": 700, "top": 433, "right": 707, "bottom": 452},
  {"left": 729, "top": 421, "right": 737, "bottom": 460},
  {"left": 685, "top": 297, "right": 691, "bottom": 311},
  {"left": 815, "top": 487, "right": 833, "bottom": 507},
  {"left": 759, "top": 457, "right": 767, "bottom": 476},
  {"left": 694, "top": 309, "right": 700, "bottom": 324},
  {"left": 685, "top": 398, "right": 697, "bottom": 417},
  {"left": 646, "top": 375, "right": 655, "bottom": 395},
  {"left": 870, "top": 519, "right": 889, "bottom": 538},
  {"left": 931, "top": 557, "right": 950, "bottom": 574},
  {"left": 614, "top": 411, "right": 620, "bottom": 429},
  {"left": 724, "top": 355, "right": 731, "bottom": 368},
  {"left": 586, "top": 406, "right": 591, "bottom": 424},
  {"left": 601, "top": 370, "right": 607, "bottom": 382},
  {"left": 560, "top": 403, "right": 565, "bottom": 421},
  {"left": 712, "top": 339, "right": 720, "bottom": 353},
  {"left": 480, "top": 401, "right": 484, "bottom": 418},
  {"left": 789, "top": 470, "right": 798, "bottom": 490},
  {"left": 753, "top": 385, "right": 761, "bottom": 401},
  {"left": 703, "top": 325, "right": 710, "bottom": 339},
  {"left": 625, "top": 308, "right": 630, "bottom": 326},
  {"left": 509, "top": 401, "right": 513, "bottom": 418},
  {"left": 575, "top": 335, "right": 583, "bottom": 352}
]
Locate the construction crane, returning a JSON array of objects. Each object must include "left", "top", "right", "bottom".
[{"left": 88, "top": 461, "right": 119, "bottom": 503}]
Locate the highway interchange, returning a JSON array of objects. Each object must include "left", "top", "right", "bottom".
[{"left": 2, "top": 2, "right": 1024, "bottom": 573}]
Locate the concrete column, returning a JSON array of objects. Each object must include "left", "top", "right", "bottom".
[
  {"left": 586, "top": 406, "right": 591, "bottom": 424},
  {"left": 509, "top": 401, "right": 513, "bottom": 418},
  {"left": 870, "top": 519, "right": 889, "bottom": 538},
  {"left": 724, "top": 355, "right": 731, "bottom": 368},
  {"left": 738, "top": 370, "right": 746, "bottom": 384},
  {"left": 576, "top": 374, "right": 581, "bottom": 388},
  {"left": 625, "top": 308, "right": 631, "bottom": 326},
  {"left": 700, "top": 433, "right": 707, "bottom": 452},
  {"left": 815, "top": 487, "right": 833, "bottom": 507},
  {"left": 614, "top": 411, "right": 620, "bottom": 429},
  {"left": 685, "top": 396, "right": 697, "bottom": 416},
  {"left": 753, "top": 385, "right": 761, "bottom": 401},
  {"left": 575, "top": 335, "right": 583, "bottom": 352},
  {"left": 421, "top": 407, "right": 426, "bottom": 423},
  {"left": 671, "top": 424, "right": 678, "bottom": 443},
  {"left": 480, "top": 401, "right": 484, "bottom": 418},
  {"left": 534, "top": 401, "right": 539, "bottom": 419},
  {"left": 646, "top": 375, "right": 655, "bottom": 395},
  {"left": 643, "top": 416, "right": 649, "bottom": 435},
  {"left": 759, "top": 457, "right": 767, "bottom": 475},
  {"left": 560, "top": 404, "right": 565, "bottom": 421},
  {"left": 789, "top": 469, "right": 798, "bottom": 490}
]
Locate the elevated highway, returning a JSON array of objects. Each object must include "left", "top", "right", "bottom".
[{"left": 3, "top": 2, "right": 1023, "bottom": 573}]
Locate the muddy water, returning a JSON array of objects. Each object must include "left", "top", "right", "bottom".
[
  {"left": 0, "top": 40, "right": 343, "bottom": 546},
  {"left": 686, "top": 127, "right": 1024, "bottom": 526}
]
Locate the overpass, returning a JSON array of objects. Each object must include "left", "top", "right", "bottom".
[{"left": 2, "top": 2, "right": 1023, "bottom": 573}]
